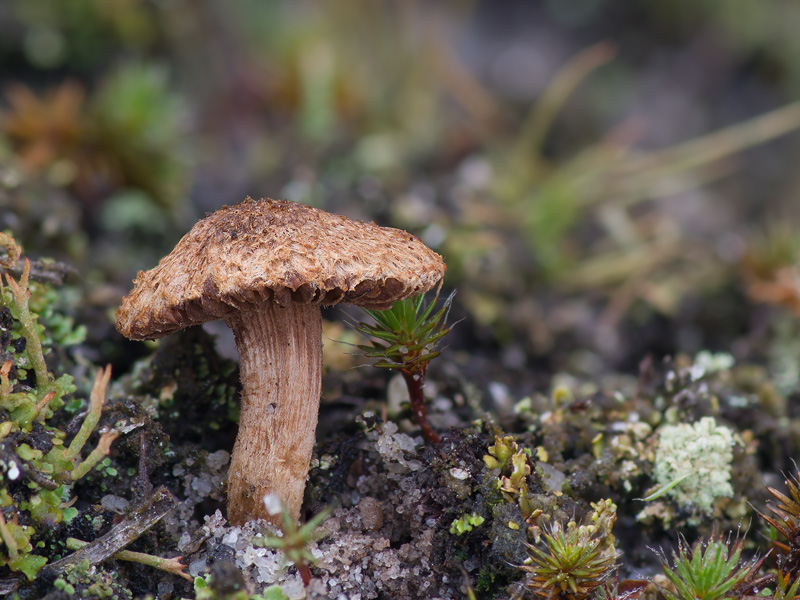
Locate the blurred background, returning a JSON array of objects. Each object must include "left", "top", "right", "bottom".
[{"left": 2, "top": 0, "right": 800, "bottom": 388}]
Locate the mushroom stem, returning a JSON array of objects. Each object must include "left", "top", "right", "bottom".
[{"left": 225, "top": 304, "right": 322, "bottom": 525}]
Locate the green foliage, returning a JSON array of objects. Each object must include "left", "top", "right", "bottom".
[
  {"left": 449, "top": 512, "right": 485, "bottom": 536},
  {"left": 232, "top": 0, "right": 467, "bottom": 155},
  {"left": 435, "top": 42, "right": 800, "bottom": 339},
  {"left": 194, "top": 573, "right": 291, "bottom": 600},
  {"left": 354, "top": 290, "right": 454, "bottom": 373},
  {"left": 521, "top": 501, "right": 618, "bottom": 600},
  {"left": 25, "top": 278, "right": 86, "bottom": 350},
  {"left": 252, "top": 495, "right": 330, "bottom": 586},
  {"left": 92, "top": 63, "right": 188, "bottom": 210},
  {"left": 8, "top": 0, "right": 159, "bottom": 70},
  {"left": 659, "top": 538, "right": 757, "bottom": 600},
  {"left": 354, "top": 290, "right": 454, "bottom": 444},
  {"left": 0, "top": 233, "right": 117, "bottom": 580},
  {"left": 483, "top": 435, "right": 534, "bottom": 521},
  {"left": 260, "top": 586, "right": 291, "bottom": 600},
  {"left": 0, "top": 63, "right": 188, "bottom": 215},
  {"left": 56, "top": 558, "right": 132, "bottom": 600}
]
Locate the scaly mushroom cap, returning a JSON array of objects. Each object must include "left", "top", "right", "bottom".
[{"left": 115, "top": 197, "right": 446, "bottom": 340}]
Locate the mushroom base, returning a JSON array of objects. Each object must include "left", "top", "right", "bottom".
[{"left": 225, "top": 303, "right": 322, "bottom": 525}]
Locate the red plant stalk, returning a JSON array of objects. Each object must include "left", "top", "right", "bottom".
[{"left": 401, "top": 367, "right": 440, "bottom": 444}]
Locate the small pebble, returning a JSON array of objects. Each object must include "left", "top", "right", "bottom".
[
  {"left": 358, "top": 496, "right": 384, "bottom": 531},
  {"left": 100, "top": 495, "right": 130, "bottom": 514}
]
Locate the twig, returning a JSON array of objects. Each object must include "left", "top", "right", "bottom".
[
  {"left": 6, "top": 259, "right": 78, "bottom": 287},
  {"left": 40, "top": 486, "right": 178, "bottom": 578},
  {"left": 0, "top": 577, "right": 20, "bottom": 595},
  {"left": 66, "top": 538, "right": 192, "bottom": 582},
  {"left": 0, "top": 441, "right": 59, "bottom": 490}
]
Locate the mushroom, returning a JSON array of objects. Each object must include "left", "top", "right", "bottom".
[{"left": 115, "top": 197, "right": 445, "bottom": 525}]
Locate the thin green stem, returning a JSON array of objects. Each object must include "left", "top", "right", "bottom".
[
  {"left": 0, "top": 510, "right": 18, "bottom": 560},
  {"left": 66, "top": 366, "right": 111, "bottom": 461},
  {"left": 66, "top": 538, "right": 191, "bottom": 582},
  {"left": 5, "top": 261, "right": 50, "bottom": 388},
  {"left": 70, "top": 431, "right": 118, "bottom": 481}
]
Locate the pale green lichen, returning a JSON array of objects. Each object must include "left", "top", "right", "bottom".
[
  {"left": 652, "top": 416, "right": 735, "bottom": 515},
  {"left": 690, "top": 351, "right": 735, "bottom": 380}
]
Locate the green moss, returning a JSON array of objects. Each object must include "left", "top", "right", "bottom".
[
  {"left": 475, "top": 566, "right": 498, "bottom": 592},
  {"left": 520, "top": 501, "right": 618, "bottom": 599},
  {"left": 58, "top": 558, "right": 133, "bottom": 600},
  {"left": 0, "top": 234, "right": 118, "bottom": 581},
  {"left": 194, "top": 574, "right": 290, "bottom": 600},
  {"left": 660, "top": 538, "right": 755, "bottom": 600}
]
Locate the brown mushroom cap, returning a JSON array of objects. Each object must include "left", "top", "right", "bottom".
[{"left": 115, "top": 197, "right": 446, "bottom": 340}]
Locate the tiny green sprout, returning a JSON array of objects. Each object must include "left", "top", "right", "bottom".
[
  {"left": 484, "top": 435, "right": 517, "bottom": 471},
  {"left": 195, "top": 572, "right": 251, "bottom": 600},
  {"left": 261, "top": 585, "right": 291, "bottom": 600},
  {"left": 459, "top": 566, "right": 479, "bottom": 600},
  {"left": 62, "top": 507, "right": 78, "bottom": 523},
  {"left": 450, "top": 513, "right": 485, "bottom": 535},
  {"left": 253, "top": 495, "right": 330, "bottom": 587},
  {"left": 193, "top": 575, "right": 209, "bottom": 591},
  {"left": 522, "top": 501, "right": 618, "bottom": 600},
  {"left": 552, "top": 385, "right": 573, "bottom": 409},
  {"left": 53, "top": 577, "right": 75, "bottom": 595},
  {"left": 658, "top": 537, "right": 758, "bottom": 600},
  {"left": 522, "top": 520, "right": 617, "bottom": 600},
  {"left": 353, "top": 290, "right": 455, "bottom": 444},
  {"left": 484, "top": 435, "right": 535, "bottom": 520}
]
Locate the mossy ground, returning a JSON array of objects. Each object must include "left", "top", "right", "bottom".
[{"left": 1, "top": 248, "right": 797, "bottom": 598}]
